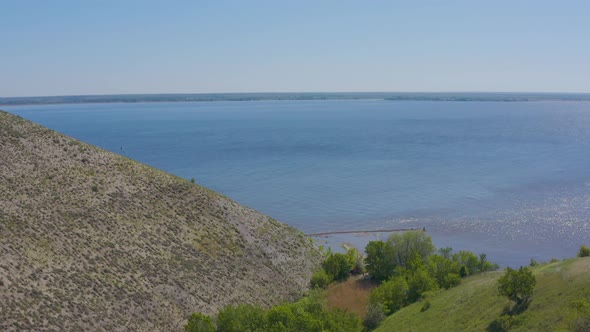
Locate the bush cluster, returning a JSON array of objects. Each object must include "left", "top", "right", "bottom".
[
  {"left": 310, "top": 247, "right": 365, "bottom": 288},
  {"left": 578, "top": 245, "right": 590, "bottom": 258},
  {"left": 185, "top": 292, "right": 362, "bottom": 332},
  {"left": 364, "top": 231, "right": 499, "bottom": 328}
]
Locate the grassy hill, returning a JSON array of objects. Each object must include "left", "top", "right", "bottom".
[
  {"left": 0, "top": 111, "right": 322, "bottom": 331},
  {"left": 375, "top": 257, "right": 590, "bottom": 331}
]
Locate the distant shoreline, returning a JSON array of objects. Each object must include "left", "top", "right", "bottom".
[{"left": 3, "top": 92, "right": 590, "bottom": 106}]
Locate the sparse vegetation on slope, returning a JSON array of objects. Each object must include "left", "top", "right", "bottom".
[{"left": 0, "top": 111, "right": 321, "bottom": 331}]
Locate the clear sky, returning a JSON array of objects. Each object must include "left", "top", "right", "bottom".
[{"left": 2, "top": 0, "right": 589, "bottom": 97}]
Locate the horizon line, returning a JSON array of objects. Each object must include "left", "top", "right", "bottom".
[{"left": 4, "top": 90, "right": 590, "bottom": 100}]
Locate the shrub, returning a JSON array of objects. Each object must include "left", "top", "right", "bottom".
[
  {"left": 364, "top": 303, "right": 386, "bottom": 330},
  {"left": 185, "top": 313, "right": 214, "bottom": 332},
  {"left": 323, "top": 253, "right": 351, "bottom": 281},
  {"left": 443, "top": 273, "right": 461, "bottom": 289},
  {"left": 310, "top": 269, "right": 331, "bottom": 289},
  {"left": 481, "top": 260, "right": 500, "bottom": 272},
  {"left": 477, "top": 253, "right": 499, "bottom": 272},
  {"left": 326, "top": 307, "right": 364, "bottom": 332},
  {"left": 346, "top": 247, "right": 365, "bottom": 274},
  {"left": 369, "top": 276, "right": 409, "bottom": 315},
  {"left": 578, "top": 245, "right": 590, "bottom": 257},
  {"left": 266, "top": 304, "right": 296, "bottom": 329},
  {"left": 426, "top": 254, "right": 460, "bottom": 288},
  {"left": 488, "top": 314, "right": 514, "bottom": 332},
  {"left": 407, "top": 267, "right": 438, "bottom": 302},
  {"left": 420, "top": 300, "right": 431, "bottom": 312}
]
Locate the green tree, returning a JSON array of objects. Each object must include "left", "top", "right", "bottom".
[
  {"left": 365, "top": 241, "right": 395, "bottom": 281},
  {"left": 481, "top": 260, "right": 500, "bottom": 272},
  {"left": 188, "top": 291, "right": 363, "bottom": 332},
  {"left": 480, "top": 253, "right": 499, "bottom": 272},
  {"left": 216, "top": 304, "right": 267, "bottom": 332},
  {"left": 369, "top": 276, "right": 409, "bottom": 314},
  {"left": 387, "top": 231, "right": 435, "bottom": 268},
  {"left": 324, "top": 308, "right": 364, "bottom": 332},
  {"left": 479, "top": 253, "right": 488, "bottom": 269},
  {"left": 459, "top": 265, "right": 468, "bottom": 277},
  {"left": 426, "top": 254, "right": 460, "bottom": 288},
  {"left": 578, "top": 245, "right": 590, "bottom": 257},
  {"left": 266, "top": 304, "right": 296, "bottom": 331},
  {"left": 529, "top": 258, "right": 538, "bottom": 267},
  {"left": 345, "top": 247, "right": 365, "bottom": 274},
  {"left": 407, "top": 257, "right": 438, "bottom": 303},
  {"left": 439, "top": 246, "right": 453, "bottom": 259},
  {"left": 185, "top": 313, "right": 214, "bottom": 332},
  {"left": 267, "top": 295, "right": 323, "bottom": 332},
  {"left": 323, "top": 253, "right": 351, "bottom": 281},
  {"left": 497, "top": 267, "right": 536, "bottom": 306},
  {"left": 274, "top": 292, "right": 362, "bottom": 332},
  {"left": 408, "top": 268, "right": 438, "bottom": 302},
  {"left": 365, "top": 232, "right": 435, "bottom": 281},
  {"left": 452, "top": 250, "right": 480, "bottom": 275}
]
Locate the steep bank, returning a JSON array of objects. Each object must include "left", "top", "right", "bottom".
[{"left": 0, "top": 111, "right": 321, "bottom": 331}]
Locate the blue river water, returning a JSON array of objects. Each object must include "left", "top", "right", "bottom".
[{"left": 6, "top": 100, "right": 590, "bottom": 266}]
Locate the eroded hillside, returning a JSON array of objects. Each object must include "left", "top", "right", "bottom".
[{"left": 0, "top": 111, "right": 321, "bottom": 331}]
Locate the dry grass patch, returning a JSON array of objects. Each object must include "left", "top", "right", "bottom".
[{"left": 327, "top": 275, "right": 378, "bottom": 318}]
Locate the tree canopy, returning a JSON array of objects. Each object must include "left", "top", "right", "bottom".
[
  {"left": 185, "top": 292, "right": 363, "bottom": 332},
  {"left": 365, "top": 240, "right": 395, "bottom": 281},
  {"left": 365, "top": 233, "right": 498, "bottom": 322},
  {"left": 365, "top": 231, "right": 435, "bottom": 281},
  {"left": 497, "top": 267, "right": 536, "bottom": 306}
]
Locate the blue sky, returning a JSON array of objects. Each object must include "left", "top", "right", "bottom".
[{"left": 1, "top": 1, "right": 589, "bottom": 97}]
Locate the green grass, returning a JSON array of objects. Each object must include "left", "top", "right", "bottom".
[{"left": 376, "top": 257, "right": 590, "bottom": 331}]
